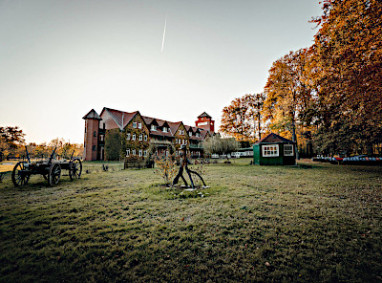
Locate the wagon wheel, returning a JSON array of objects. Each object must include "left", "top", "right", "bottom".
[
  {"left": 12, "top": 162, "right": 30, "bottom": 187},
  {"left": 48, "top": 163, "right": 61, "bottom": 186},
  {"left": 69, "top": 158, "right": 82, "bottom": 180}
]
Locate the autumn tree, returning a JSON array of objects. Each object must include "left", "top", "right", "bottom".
[
  {"left": 263, "top": 48, "right": 314, "bottom": 159},
  {"left": 242, "top": 93, "right": 266, "bottom": 140},
  {"left": 220, "top": 97, "right": 250, "bottom": 141},
  {"left": 0, "top": 126, "right": 26, "bottom": 158},
  {"left": 220, "top": 93, "right": 265, "bottom": 142},
  {"left": 310, "top": 0, "right": 382, "bottom": 155}
]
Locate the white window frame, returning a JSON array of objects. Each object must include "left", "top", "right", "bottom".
[
  {"left": 144, "top": 150, "right": 147, "bottom": 157},
  {"left": 132, "top": 149, "right": 136, "bottom": 155},
  {"left": 126, "top": 149, "right": 130, "bottom": 156},
  {"left": 139, "top": 150, "right": 142, "bottom": 157},
  {"left": 151, "top": 125, "right": 156, "bottom": 131},
  {"left": 132, "top": 134, "right": 136, "bottom": 141},
  {"left": 284, "top": 144, "right": 294, "bottom": 156},
  {"left": 163, "top": 127, "right": 167, "bottom": 132},
  {"left": 138, "top": 122, "right": 142, "bottom": 129},
  {"left": 262, "top": 144, "right": 279, "bottom": 157},
  {"left": 189, "top": 132, "right": 192, "bottom": 136},
  {"left": 126, "top": 133, "right": 131, "bottom": 140},
  {"left": 133, "top": 122, "right": 137, "bottom": 128},
  {"left": 139, "top": 134, "right": 143, "bottom": 141},
  {"left": 144, "top": 135, "right": 147, "bottom": 141}
]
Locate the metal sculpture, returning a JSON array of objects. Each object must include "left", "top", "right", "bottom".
[{"left": 172, "top": 145, "right": 207, "bottom": 189}]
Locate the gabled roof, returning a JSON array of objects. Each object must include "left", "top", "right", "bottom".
[
  {"left": 142, "top": 116, "right": 155, "bottom": 125},
  {"left": 100, "top": 107, "right": 138, "bottom": 130},
  {"left": 197, "top": 112, "right": 212, "bottom": 119},
  {"left": 168, "top": 121, "right": 183, "bottom": 134},
  {"left": 83, "top": 109, "right": 101, "bottom": 120},
  {"left": 256, "top": 133, "right": 294, "bottom": 144}
]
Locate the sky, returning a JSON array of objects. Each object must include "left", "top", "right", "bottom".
[{"left": 0, "top": 0, "right": 322, "bottom": 144}]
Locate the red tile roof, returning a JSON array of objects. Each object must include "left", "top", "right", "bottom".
[{"left": 96, "top": 107, "right": 213, "bottom": 139}]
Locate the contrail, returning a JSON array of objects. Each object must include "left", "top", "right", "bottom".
[{"left": 161, "top": 16, "right": 167, "bottom": 52}]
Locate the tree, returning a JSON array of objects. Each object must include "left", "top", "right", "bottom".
[
  {"left": 203, "top": 135, "right": 239, "bottom": 159},
  {"left": 220, "top": 97, "right": 251, "bottom": 141},
  {"left": 242, "top": 93, "right": 266, "bottom": 140},
  {"left": 310, "top": 0, "right": 382, "bottom": 155},
  {"left": 220, "top": 93, "right": 265, "bottom": 142},
  {"left": 0, "top": 126, "right": 26, "bottom": 158},
  {"left": 263, "top": 48, "right": 313, "bottom": 159}
]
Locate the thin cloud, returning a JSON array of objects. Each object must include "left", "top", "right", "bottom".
[{"left": 161, "top": 16, "right": 167, "bottom": 52}]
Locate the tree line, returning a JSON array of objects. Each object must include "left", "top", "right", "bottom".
[
  {"left": 220, "top": 0, "right": 382, "bottom": 156},
  {"left": 0, "top": 126, "right": 83, "bottom": 161}
]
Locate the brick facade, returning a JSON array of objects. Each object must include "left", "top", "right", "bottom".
[{"left": 83, "top": 108, "right": 214, "bottom": 161}]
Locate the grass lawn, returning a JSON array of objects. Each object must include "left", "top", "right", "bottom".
[{"left": 0, "top": 159, "right": 381, "bottom": 282}]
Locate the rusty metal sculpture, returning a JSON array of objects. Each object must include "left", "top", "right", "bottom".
[{"left": 172, "top": 145, "right": 207, "bottom": 189}]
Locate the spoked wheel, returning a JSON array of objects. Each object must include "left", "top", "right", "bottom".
[
  {"left": 48, "top": 163, "right": 61, "bottom": 186},
  {"left": 69, "top": 158, "right": 82, "bottom": 180},
  {"left": 12, "top": 162, "right": 30, "bottom": 187}
]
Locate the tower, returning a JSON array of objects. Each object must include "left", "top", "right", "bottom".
[
  {"left": 195, "top": 112, "right": 214, "bottom": 132},
  {"left": 83, "top": 109, "right": 102, "bottom": 161}
]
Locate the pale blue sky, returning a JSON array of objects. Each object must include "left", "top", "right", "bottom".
[{"left": 0, "top": 0, "right": 322, "bottom": 144}]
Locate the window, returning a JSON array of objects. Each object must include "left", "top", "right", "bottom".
[
  {"left": 262, "top": 145, "right": 279, "bottom": 157},
  {"left": 139, "top": 134, "right": 143, "bottom": 141},
  {"left": 144, "top": 135, "right": 148, "bottom": 141},
  {"left": 284, "top": 144, "right": 294, "bottom": 156},
  {"left": 100, "top": 135, "right": 104, "bottom": 142},
  {"left": 126, "top": 149, "right": 130, "bottom": 156},
  {"left": 151, "top": 125, "right": 156, "bottom": 131},
  {"left": 132, "top": 134, "right": 136, "bottom": 141},
  {"left": 163, "top": 127, "right": 167, "bottom": 132},
  {"left": 139, "top": 150, "right": 142, "bottom": 157},
  {"left": 126, "top": 133, "right": 131, "bottom": 140},
  {"left": 92, "top": 145, "right": 96, "bottom": 151},
  {"left": 133, "top": 122, "right": 137, "bottom": 128},
  {"left": 189, "top": 132, "right": 192, "bottom": 136},
  {"left": 144, "top": 150, "right": 147, "bottom": 157},
  {"left": 93, "top": 131, "right": 97, "bottom": 137},
  {"left": 138, "top": 122, "right": 142, "bottom": 129},
  {"left": 132, "top": 149, "right": 136, "bottom": 155}
]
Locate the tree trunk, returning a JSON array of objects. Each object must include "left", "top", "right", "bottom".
[
  {"left": 258, "top": 114, "right": 262, "bottom": 141},
  {"left": 291, "top": 116, "right": 300, "bottom": 161}
]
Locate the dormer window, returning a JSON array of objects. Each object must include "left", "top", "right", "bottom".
[
  {"left": 151, "top": 125, "right": 157, "bottom": 131},
  {"left": 189, "top": 132, "right": 192, "bottom": 137},
  {"left": 163, "top": 127, "right": 167, "bottom": 132}
]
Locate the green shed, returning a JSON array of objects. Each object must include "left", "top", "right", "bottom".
[{"left": 253, "top": 133, "right": 296, "bottom": 165}]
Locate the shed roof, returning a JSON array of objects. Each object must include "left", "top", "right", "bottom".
[{"left": 256, "top": 133, "right": 294, "bottom": 144}]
